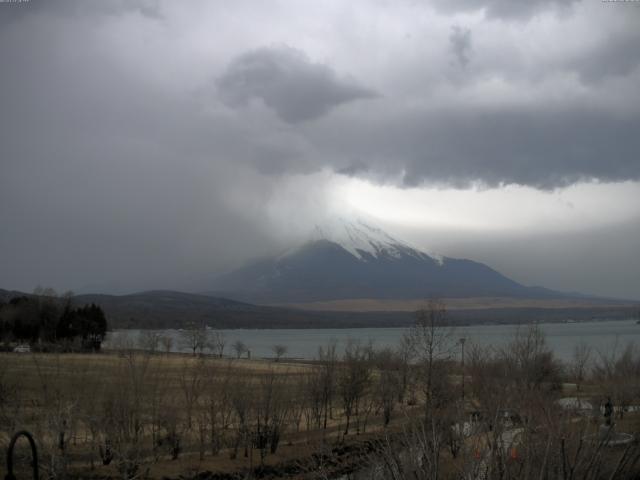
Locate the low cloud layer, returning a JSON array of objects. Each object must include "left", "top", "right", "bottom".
[
  {"left": 316, "top": 105, "right": 640, "bottom": 189},
  {"left": 1, "top": 0, "right": 639, "bottom": 298}
]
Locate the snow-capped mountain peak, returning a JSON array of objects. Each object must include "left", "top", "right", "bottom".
[
  {"left": 210, "top": 216, "right": 558, "bottom": 303},
  {"left": 309, "top": 217, "right": 443, "bottom": 264}
]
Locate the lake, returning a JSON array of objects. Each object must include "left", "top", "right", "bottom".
[{"left": 104, "top": 318, "right": 640, "bottom": 362}]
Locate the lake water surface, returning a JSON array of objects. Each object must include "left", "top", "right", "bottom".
[{"left": 105, "top": 319, "right": 640, "bottom": 362}]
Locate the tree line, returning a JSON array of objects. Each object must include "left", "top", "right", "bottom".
[{"left": 0, "top": 287, "right": 107, "bottom": 351}]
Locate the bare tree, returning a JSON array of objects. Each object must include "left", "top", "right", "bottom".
[
  {"left": 317, "top": 339, "right": 338, "bottom": 430},
  {"left": 479, "top": 325, "right": 563, "bottom": 480},
  {"left": 338, "top": 339, "right": 372, "bottom": 435},
  {"left": 408, "top": 298, "right": 454, "bottom": 414},
  {"left": 100, "top": 351, "right": 153, "bottom": 479},
  {"left": 202, "top": 362, "right": 234, "bottom": 456},
  {"left": 253, "top": 368, "right": 291, "bottom": 462},
  {"left": 288, "top": 373, "right": 308, "bottom": 433},
  {"left": 209, "top": 330, "right": 226, "bottom": 358},
  {"left": 397, "top": 299, "right": 458, "bottom": 479},
  {"left": 372, "top": 348, "right": 402, "bottom": 427},
  {"left": 229, "top": 375, "right": 252, "bottom": 459},
  {"left": 505, "top": 323, "right": 561, "bottom": 393},
  {"left": 180, "top": 321, "right": 209, "bottom": 356},
  {"left": 137, "top": 331, "right": 160, "bottom": 353},
  {"left": 272, "top": 344, "right": 288, "bottom": 362},
  {"left": 179, "top": 358, "right": 206, "bottom": 430},
  {"left": 232, "top": 340, "right": 248, "bottom": 359},
  {"left": 594, "top": 342, "right": 640, "bottom": 420},
  {"left": 303, "top": 369, "right": 324, "bottom": 430},
  {"left": 570, "top": 341, "right": 592, "bottom": 391},
  {"left": 396, "top": 334, "right": 414, "bottom": 403},
  {"left": 159, "top": 335, "right": 173, "bottom": 355}
]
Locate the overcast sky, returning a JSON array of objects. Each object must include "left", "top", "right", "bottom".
[{"left": 1, "top": 0, "right": 639, "bottom": 299}]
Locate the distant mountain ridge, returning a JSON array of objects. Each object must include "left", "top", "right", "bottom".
[
  {"left": 208, "top": 218, "right": 562, "bottom": 303},
  {"left": 0, "top": 288, "right": 417, "bottom": 329},
  {"left": 2, "top": 288, "right": 636, "bottom": 330}
]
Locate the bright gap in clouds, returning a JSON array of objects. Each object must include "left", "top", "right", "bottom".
[{"left": 336, "top": 178, "right": 640, "bottom": 233}]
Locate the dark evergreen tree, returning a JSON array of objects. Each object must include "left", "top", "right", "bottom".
[
  {"left": 7, "top": 297, "right": 40, "bottom": 342},
  {"left": 56, "top": 304, "right": 78, "bottom": 340},
  {"left": 76, "top": 303, "right": 108, "bottom": 350},
  {"left": 38, "top": 297, "right": 61, "bottom": 342},
  {"left": 0, "top": 293, "right": 108, "bottom": 350}
]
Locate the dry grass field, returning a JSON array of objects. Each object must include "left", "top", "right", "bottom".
[
  {"left": 0, "top": 350, "right": 420, "bottom": 479},
  {"left": 272, "top": 297, "right": 635, "bottom": 312},
  {"left": 3, "top": 321, "right": 640, "bottom": 480}
]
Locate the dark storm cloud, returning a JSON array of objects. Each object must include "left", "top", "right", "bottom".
[
  {"left": 313, "top": 105, "right": 640, "bottom": 189},
  {"left": 0, "top": 0, "right": 162, "bottom": 26},
  {"left": 449, "top": 26, "right": 472, "bottom": 68},
  {"left": 430, "top": 0, "right": 580, "bottom": 20},
  {"left": 216, "top": 47, "right": 377, "bottom": 123},
  {"left": 570, "top": 28, "right": 640, "bottom": 84}
]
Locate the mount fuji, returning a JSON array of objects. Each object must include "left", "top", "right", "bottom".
[{"left": 208, "top": 218, "right": 560, "bottom": 304}]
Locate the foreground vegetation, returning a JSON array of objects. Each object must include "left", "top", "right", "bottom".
[{"left": 2, "top": 300, "right": 640, "bottom": 479}]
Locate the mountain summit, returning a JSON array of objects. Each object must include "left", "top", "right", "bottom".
[
  {"left": 209, "top": 218, "right": 559, "bottom": 303},
  {"left": 306, "top": 218, "right": 443, "bottom": 264}
]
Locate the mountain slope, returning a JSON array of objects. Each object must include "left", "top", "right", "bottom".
[
  {"left": 209, "top": 219, "right": 560, "bottom": 303},
  {"left": 73, "top": 290, "right": 283, "bottom": 328}
]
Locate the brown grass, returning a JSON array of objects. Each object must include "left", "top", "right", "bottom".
[
  {"left": 270, "top": 297, "right": 635, "bottom": 312},
  {"left": 0, "top": 351, "right": 417, "bottom": 479}
]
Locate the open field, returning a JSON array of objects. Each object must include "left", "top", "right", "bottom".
[
  {"left": 0, "top": 350, "right": 422, "bottom": 479},
  {"left": 4, "top": 321, "right": 640, "bottom": 480},
  {"left": 271, "top": 296, "right": 638, "bottom": 312}
]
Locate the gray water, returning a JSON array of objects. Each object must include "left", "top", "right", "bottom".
[{"left": 104, "top": 319, "right": 640, "bottom": 362}]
